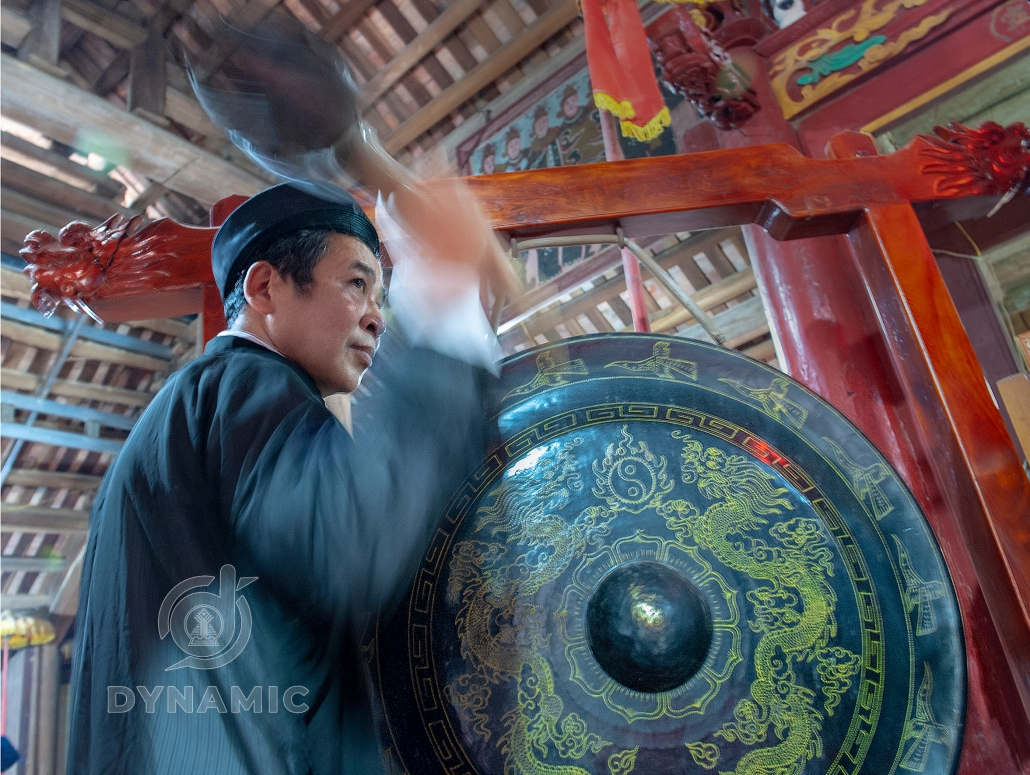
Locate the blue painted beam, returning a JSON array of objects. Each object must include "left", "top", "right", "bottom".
[
  {"left": 0, "top": 301, "right": 174, "bottom": 360},
  {"left": 0, "top": 423, "right": 124, "bottom": 454},
  {"left": 0, "top": 556, "right": 67, "bottom": 573},
  {"left": 0, "top": 391, "right": 137, "bottom": 431}
]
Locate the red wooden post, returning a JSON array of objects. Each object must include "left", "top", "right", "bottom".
[{"left": 844, "top": 199, "right": 1030, "bottom": 769}]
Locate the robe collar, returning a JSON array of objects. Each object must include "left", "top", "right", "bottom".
[{"left": 204, "top": 335, "right": 322, "bottom": 398}]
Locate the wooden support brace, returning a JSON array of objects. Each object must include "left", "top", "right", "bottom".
[
  {"left": 17, "top": 0, "right": 63, "bottom": 76},
  {"left": 850, "top": 202, "right": 1030, "bottom": 718},
  {"left": 128, "top": 22, "right": 168, "bottom": 126}
]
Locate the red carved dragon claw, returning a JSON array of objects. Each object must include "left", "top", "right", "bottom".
[
  {"left": 20, "top": 214, "right": 173, "bottom": 320},
  {"left": 920, "top": 120, "right": 1030, "bottom": 199}
]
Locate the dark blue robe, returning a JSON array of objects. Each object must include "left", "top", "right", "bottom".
[{"left": 67, "top": 335, "right": 494, "bottom": 774}]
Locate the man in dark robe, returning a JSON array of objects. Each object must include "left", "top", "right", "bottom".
[{"left": 67, "top": 183, "right": 502, "bottom": 774}]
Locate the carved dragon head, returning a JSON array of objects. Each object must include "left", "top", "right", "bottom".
[
  {"left": 20, "top": 214, "right": 170, "bottom": 320},
  {"left": 920, "top": 121, "right": 1030, "bottom": 199}
]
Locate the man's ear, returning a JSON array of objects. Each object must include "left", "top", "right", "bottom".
[{"left": 243, "top": 261, "right": 276, "bottom": 315}]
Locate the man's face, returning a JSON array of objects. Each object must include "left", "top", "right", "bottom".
[
  {"left": 266, "top": 234, "right": 385, "bottom": 395},
  {"left": 563, "top": 94, "right": 579, "bottom": 119},
  {"left": 507, "top": 136, "right": 521, "bottom": 160},
  {"left": 482, "top": 154, "right": 495, "bottom": 174},
  {"left": 534, "top": 115, "right": 549, "bottom": 138}
]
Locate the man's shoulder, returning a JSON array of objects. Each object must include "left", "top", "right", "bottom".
[{"left": 157, "top": 339, "right": 322, "bottom": 416}]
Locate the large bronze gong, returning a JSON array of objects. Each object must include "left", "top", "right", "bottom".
[{"left": 371, "top": 334, "right": 964, "bottom": 775}]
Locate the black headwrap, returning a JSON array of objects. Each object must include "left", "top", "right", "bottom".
[{"left": 211, "top": 183, "right": 379, "bottom": 301}]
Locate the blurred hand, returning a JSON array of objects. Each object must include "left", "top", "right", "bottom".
[{"left": 347, "top": 142, "right": 521, "bottom": 304}]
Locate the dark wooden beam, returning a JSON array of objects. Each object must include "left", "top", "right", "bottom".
[
  {"left": 0, "top": 187, "right": 94, "bottom": 230},
  {"left": 17, "top": 0, "right": 64, "bottom": 76},
  {"left": 128, "top": 21, "right": 167, "bottom": 124},
  {"left": 91, "top": 48, "right": 131, "bottom": 96},
  {"left": 1, "top": 5, "right": 33, "bottom": 48}
]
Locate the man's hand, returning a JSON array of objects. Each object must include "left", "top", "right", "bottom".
[{"left": 345, "top": 140, "right": 521, "bottom": 305}]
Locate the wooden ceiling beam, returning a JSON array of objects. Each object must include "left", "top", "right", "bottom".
[
  {"left": 0, "top": 319, "right": 169, "bottom": 372},
  {"left": 61, "top": 0, "right": 148, "bottom": 49},
  {"left": 359, "top": 0, "right": 484, "bottom": 110},
  {"left": 18, "top": 0, "right": 63, "bottom": 75},
  {"left": 2, "top": 208, "right": 51, "bottom": 251},
  {"left": 0, "top": 131, "right": 126, "bottom": 199},
  {"left": 4, "top": 469, "right": 104, "bottom": 490},
  {"left": 1, "top": 54, "right": 265, "bottom": 206},
  {"left": 1, "top": 302, "right": 175, "bottom": 360},
  {"left": 322, "top": 0, "right": 380, "bottom": 41},
  {"left": 1, "top": 159, "right": 126, "bottom": 222},
  {"left": 0, "top": 595, "right": 54, "bottom": 609},
  {"left": 650, "top": 268, "right": 756, "bottom": 333},
  {"left": 0, "top": 506, "right": 89, "bottom": 533},
  {"left": 0, "top": 556, "right": 69, "bottom": 573},
  {"left": 90, "top": 48, "right": 131, "bottom": 96},
  {"left": 0, "top": 391, "right": 138, "bottom": 431},
  {"left": 0, "top": 368, "right": 156, "bottom": 408},
  {"left": 0, "top": 421, "right": 126, "bottom": 455},
  {"left": 381, "top": 0, "right": 578, "bottom": 153},
  {"left": 49, "top": 544, "right": 85, "bottom": 641},
  {"left": 0, "top": 266, "right": 33, "bottom": 302},
  {"left": 0, "top": 187, "right": 91, "bottom": 231},
  {"left": 127, "top": 22, "right": 167, "bottom": 125},
  {"left": 370, "top": 0, "right": 456, "bottom": 97},
  {"left": 1, "top": 6, "right": 32, "bottom": 48},
  {"left": 162, "top": 86, "right": 222, "bottom": 138}
]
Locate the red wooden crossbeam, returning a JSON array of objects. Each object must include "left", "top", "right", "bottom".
[{"left": 19, "top": 123, "right": 1026, "bottom": 327}]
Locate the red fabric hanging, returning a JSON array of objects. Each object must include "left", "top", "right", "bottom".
[{"left": 582, "top": 0, "right": 671, "bottom": 141}]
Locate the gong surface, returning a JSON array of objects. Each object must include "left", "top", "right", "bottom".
[{"left": 372, "top": 334, "right": 964, "bottom": 775}]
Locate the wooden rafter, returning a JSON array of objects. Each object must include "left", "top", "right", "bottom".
[
  {"left": 1, "top": 54, "right": 265, "bottom": 205},
  {"left": 358, "top": 0, "right": 485, "bottom": 109},
  {"left": 382, "top": 0, "right": 579, "bottom": 152}
]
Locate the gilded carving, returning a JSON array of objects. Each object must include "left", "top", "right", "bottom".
[
  {"left": 894, "top": 535, "right": 946, "bottom": 637},
  {"left": 504, "top": 350, "right": 589, "bottom": 400},
  {"left": 823, "top": 437, "right": 894, "bottom": 521},
  {"left": 769, "top": 0, "right": 953, "bottom": 119},
  {"left": 900, "top": 664, "right": 951, "bottom": 771},
  {"left": 606, "top": 747, "right": 638, "bottom": 775},
  {"left": 605, "top": 341, "right": 698, "bottom": 382},
  {"left": 720, "top": 376, "right": 808, "bottom": 429},
  {"left": 665, "top": 433, "right": 861, "bottom": 775}
]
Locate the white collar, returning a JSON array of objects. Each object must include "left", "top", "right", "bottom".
[{"left": 216, "top": 329, "right": 286, "bottom": 357}]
